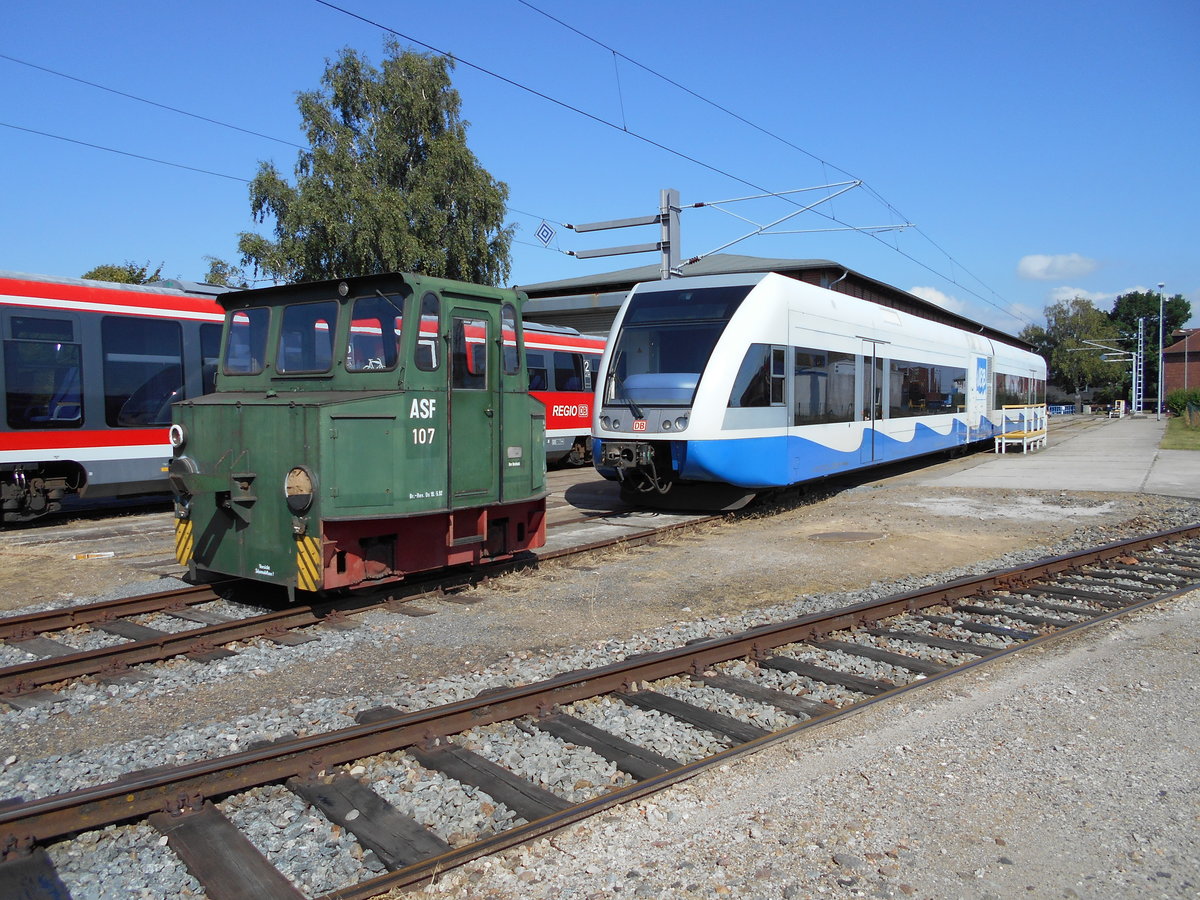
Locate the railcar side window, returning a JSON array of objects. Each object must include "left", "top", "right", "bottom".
[
  {"left": 452, "top": 317, "right": 488, "bottom": 390},
  {"left": 4, "top": 316, "right": 83, "bottom": 429},
  {"left": 224, "top": 308, "right": 269, "bottom": 374},
  {"left": 888, "top": 359, "right": 968, "bottom": 417},
  {"left": 501, "top": 303, "right": 520, "bottom": 375},
  {"left": 554, "top": 352, "right": 583, "bottom": 392},
  {"left": 996, "top": 372, "right": 1042, "bottom": 406},
  {"left": 527, "top": 351, "right": 548, "bottom": 391},
  {"left": 278, "top": 301, "right": 337, "bottom": 374},
  {"left": 728, "top": 344, "right": 786, "bottom": 408},
  {"left": 793, "top": 347, "right": 856, "bottom": 425},
  {"left": 347, "top": 294, "right": 405, "bottom": 372},
  {"left": 415, "top": 292, "right": 440, "bottom": 371},
  {"left": 102, "top": 317, "right": 184, "bottom": 427}
]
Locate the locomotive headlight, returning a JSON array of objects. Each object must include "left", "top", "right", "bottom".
[
  {"left": 662, "top": 419, "right": 672, "bottom": 430},
  {"left": 285, "top": 466, "right": 315, "bottom": 515},
  {"left": 169, "top": 424, "right": 187, "bottom": 450},
  {"left": 612, "top": 419, "right": 621, "bottom": 430},
  {"left": 674, "top": 416, "right": 688, "bottom": 431},
  {"left": 600, "top": 416, "right": 610, "bottom": 430}
]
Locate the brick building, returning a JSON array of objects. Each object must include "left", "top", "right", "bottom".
[{"left": 1163, "top": 329, "right": 1200, "bottom": 394}]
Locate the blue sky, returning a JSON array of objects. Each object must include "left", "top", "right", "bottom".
[{"left": 2, "top": 0, "right": 1196, "bottom": 335}]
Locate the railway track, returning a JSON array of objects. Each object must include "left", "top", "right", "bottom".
[
  {"left": 2, "top": 524, "right": 1198, "bottom": 898},
  {"left": 0, "top": 510, "right": 720, "bottom": 708}
]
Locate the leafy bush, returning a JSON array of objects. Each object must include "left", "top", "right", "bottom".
[{"left": 1166, "top": 388, "right": 1200, "bottom": 421}]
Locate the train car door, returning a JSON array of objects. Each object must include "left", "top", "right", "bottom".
[
  {"left": 966, "top": 354, "right": 991, "bottom": 441},
  {"left": 859, "top": 339, "right": 886, "bottom": 463},
  {"left": 449, "top": 306, "right": 499, "bottom": 503}
]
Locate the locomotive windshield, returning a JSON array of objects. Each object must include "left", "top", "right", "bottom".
[{"left": 605, "top": 284, "right": 753, "bottom": 408}]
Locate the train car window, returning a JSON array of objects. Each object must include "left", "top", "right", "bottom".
[
  {"left": 554, "top": 352, "right": 583, "bottom": 392},
  {"left": 527, "top": 351, "right": 548, "bottom": 391},
  {"left": 452, "top": 317, "right": 487, "bottom": 390},
  {"left": 889, "top": 359, "right": 967, "bottom": 417},
  {"left": 607, "top": 286, "right": 752, "bottom": 408},
  {"left": 584, "top": 355, "right": 601, "bottom": 391},
  {"left": 4, "top": 317, "right": 83, "bottom": 429},
  {"left": 224, "top": 308, "right": 269, "bottom": 374},
  {"left": 415, "top": 292, "right": 441, "bottom": 371},
  {"left": 200, "top": 324, "right": 221, "bottom": 394},
  {"left": 102, "top": 317, "right": 184, "bottom": 427},
  {"left": 728, "top": 344, "right": 785, "bottom": 408},
  {"left": 277, "top": 301, "right": 337, "bottom": 374},
  {"left": 793, "top": 347, "right": 856, "bottom": 425},
  {"left": 501, "top": 303, "right": 520, "bottom": 375},
  {"left": 347, "top": 294, "right": 404, "bottom": 372}
]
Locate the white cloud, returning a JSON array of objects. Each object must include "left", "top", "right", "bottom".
[
  {"left": 909, "top": 285, "right": 967, "bottom": 315},
  {"left": 1049, "top": 285, "right": 1115, "bottom": 305},
  {"left": 1017, "top": 253, "right": 1099, "bottom": 281}
]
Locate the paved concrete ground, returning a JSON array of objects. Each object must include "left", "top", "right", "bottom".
[{"left": 915, "top": 414, "right": 1200, "bottom": 500}]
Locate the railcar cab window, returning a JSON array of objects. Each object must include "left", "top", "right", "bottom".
[
  {"left": 223, "top": 308, "right": 269, "bottom": 374},
  {"left": 5, "top": 316, "right": 83, "bottom": 429},
  {"left": 346, "top": 294, "right": 405, "bottom": 372},
  {"left": 607, "top": 285, "right": 753, "bottom": 407},
  {"left": 277, "top": 301, "right": 337, "bottom": 374}
]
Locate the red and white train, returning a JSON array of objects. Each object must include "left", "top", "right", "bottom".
[{"left": 0, "top": 271, "right": 604, "bottom": 523}]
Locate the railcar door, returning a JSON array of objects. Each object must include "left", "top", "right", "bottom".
[
  {"left": 448, "top": 306, "right": 499, "bottom": 503},
  {"left": 859, "top": 340, "right": 886, "bottom": 463}
]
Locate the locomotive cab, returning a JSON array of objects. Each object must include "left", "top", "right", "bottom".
[{"left": 169, "top": 273, "right": 547, "bottom": 599}]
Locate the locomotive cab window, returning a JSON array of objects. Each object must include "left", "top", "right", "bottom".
[
  {"left": 277, "top": 301, "right": 337, "bottom": 374},
  {"left": 347, "top": 293, "right": 405, "bottom": 372},
  {"left": 4, "top": 315, "right": 83, "bottom": 429},
  {"left": 501, "top": 303, "right": 520, "bottom": 375},
  {"left": 224, "top": 308, "right": 270, "bottom": 375},
  {"left": 415, "top": 292, "right": 440, "bottom": 371},
  {"left": 452, "top": 317, "right": 488, "bottom": 390}
]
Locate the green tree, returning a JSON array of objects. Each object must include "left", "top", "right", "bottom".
[
  {"left": 238, "top": 40, "right": 513, "bottom": 286},
  {"left": 202, "top": 256, "right": 249, "bottom": 289},
  {"left": 1021, "top": 297, "right": 1126, "bottom": 407},
  {"left": 81, "top": 261, "right": 164, "bottom": 284},
  {"left": 1108, "top": 289, "right": 1192, "bottom": 398}
]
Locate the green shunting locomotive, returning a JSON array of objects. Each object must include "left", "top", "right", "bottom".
[{"left": 168, "top": 273, "right": 548, "bottom": 600}]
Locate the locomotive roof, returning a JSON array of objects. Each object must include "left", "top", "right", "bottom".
[
  {"left": 216, "top": 272, "right": 522, "bottom": 310},
  {"left": 516, "top": 254, "right": 1034, "bottom": 353}
]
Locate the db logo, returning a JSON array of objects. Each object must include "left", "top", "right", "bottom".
[{"left": 632, "top": 420, "right": 647, "bottom": 432}]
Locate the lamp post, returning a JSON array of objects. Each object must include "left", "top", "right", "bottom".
[{"left": 1157, "top": 283, "right": 1165, "bottom": 421}]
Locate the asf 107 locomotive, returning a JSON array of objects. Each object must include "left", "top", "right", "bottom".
[{"left": 168, "top": 273, "right": 548, "bottom": 600}]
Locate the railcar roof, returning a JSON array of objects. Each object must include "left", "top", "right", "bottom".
[{"left": 517, "top": 254, "right": 1035, "bottom": 354}]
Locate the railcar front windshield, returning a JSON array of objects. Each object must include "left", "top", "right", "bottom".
[{"left": 605, "top": 284, "right": 753, "bottom": 408}]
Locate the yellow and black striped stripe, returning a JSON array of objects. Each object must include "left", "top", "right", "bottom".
[
  {"left": 174, "top": 518, "right": 194, "bottom": 566},
  {"left": 296, "top": 535, "right": 323, "bottom": 592}
]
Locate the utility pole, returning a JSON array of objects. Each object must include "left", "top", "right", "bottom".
[{"left": 568, "top": 188, "right": 682, "bottom": 280}]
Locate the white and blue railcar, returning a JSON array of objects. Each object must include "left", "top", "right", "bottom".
[{"left": 592, "top": 272, "right": 1046, "bottom": 508}]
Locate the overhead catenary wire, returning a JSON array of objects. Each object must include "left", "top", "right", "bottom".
[
  {"left": 0, "top": 52, "right": 307, "bottom": 151},
  {"left": 0, "top": 121, "right": 250, "bottom": 183},
  {"left": 512, "top": 0, "right": 1032, "bottom": 328}
]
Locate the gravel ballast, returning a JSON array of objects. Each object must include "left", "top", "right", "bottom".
[{"left": 0, "top": 477, "right": 1197, "bottom": 899}]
